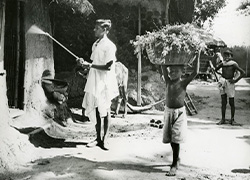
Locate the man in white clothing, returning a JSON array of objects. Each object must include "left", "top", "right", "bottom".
[{"left": 77, "top": 19, "right": 119, "bottom": 150}]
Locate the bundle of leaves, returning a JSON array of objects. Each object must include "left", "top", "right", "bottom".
[
  {"left": 131, "top": 23, "right": 213, "bottom": 60},
  {"left": 237, "top": 0, "right": 250, "bottom": 15}
]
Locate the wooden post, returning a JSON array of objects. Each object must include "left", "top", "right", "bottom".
[
  {"left": 0, "top": 0, "right": 5, "bottom": 71},
  {"left": 164, "top": 0, "right": 171, "bottom": 25},
  {"left": 137, "top": 4, "right": 141, "bottom": 106},
  {"left": 246, "top": 46, "right": 249, "bottom": 76},
  {"left": 14, "top": 0, "right": 21, "bottom": 107}
]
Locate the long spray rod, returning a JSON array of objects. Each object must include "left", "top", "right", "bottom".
[
  {"left": 27, "top": 25, "right": 79, "bottom": 59},
  {"left": 44, "top": 32, "right": 79, "bottom": 59}
]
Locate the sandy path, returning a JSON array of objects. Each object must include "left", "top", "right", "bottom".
[{"left": 2, "top": 79, "right": 250, "bottom": 180}]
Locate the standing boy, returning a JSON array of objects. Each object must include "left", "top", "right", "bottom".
[
  {"left": 215, "top": 49, "right": 245, "bottom": 125},
  {"left": 161, "top": 50, "right": 201, "bottom": 176},
  {"left": 77, "top": 19, "right": 119, "bottom": 150}
]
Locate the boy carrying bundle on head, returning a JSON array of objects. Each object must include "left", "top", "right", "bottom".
[{"left": 160, "top": 50, "right": 201, "bottom": 176}]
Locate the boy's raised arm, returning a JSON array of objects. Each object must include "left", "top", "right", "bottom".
[
  {"left": 184, "top": 50, "right": 201, "bottom": 85},
  {"left": 161, "top": 65, "right": 170, "bottom": 82}
]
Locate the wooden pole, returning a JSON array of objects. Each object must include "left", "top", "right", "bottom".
[
  {"left": 14, "top": 0, "right": 21, "bottom": 107},
  {"left": 0, "top": 0, "right": 5, "bottom": 71},
  {"left": 137, "top": 3, "right": 141, "bottom": 106},
  {"left": 246, "top": 46, "right": 249, "bottom": 76},
  {"left": 45, "top": 33, "right": 79, "bottom": 59},
  {"left": 164, "top": 0, "right": 171, "bottom": 24}
]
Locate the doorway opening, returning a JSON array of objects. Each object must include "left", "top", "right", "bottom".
[{"left": 4, "top": 0, "right": 25, "bottom": 109}]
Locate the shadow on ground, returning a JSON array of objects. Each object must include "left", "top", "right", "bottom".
[
  {"left": 16, "top": 127, "right": 87, "bottom": 148},
  {"left": 232, "top": 168, "right": 250, "bottom": 174},
  {"left": 4, "top": 156, "right": 167, "bottom": 180}
]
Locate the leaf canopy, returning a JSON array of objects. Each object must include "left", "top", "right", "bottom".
[{"left": 59, "top": 0, "right": 94, "bottom": 15}]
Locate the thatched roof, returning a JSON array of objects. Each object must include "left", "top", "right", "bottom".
[
  {"left": 102, "top": 0, "right": 166, "bottom": 11},
  {"left": 57, "top": 0, "right": 168, "bottom": 15},
  {"left": 59, "top": 0, "right": 95, "bottom": 15},
  {"left": 104, "top": 0, "right": 163, "bottom": 6}
]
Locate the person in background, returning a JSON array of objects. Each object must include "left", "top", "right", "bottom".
[
  {"left": 113, "top": 61, "right": 128, "bottom": 118},
  {"left": 41, "top": 69, "right": 75, "bottom": 126},
  {"left": 77, "top": 19, "right": 119, "bottom": 150},
  {"left": 215, "top": 47, "right": 224, "bottom": 65},
  {"left": 215, "top": 49, "right": 245, "bottom": 125}
]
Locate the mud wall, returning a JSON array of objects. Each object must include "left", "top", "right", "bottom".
[{"left": 24, "top": 0, "right": 54, "bottom": 112}]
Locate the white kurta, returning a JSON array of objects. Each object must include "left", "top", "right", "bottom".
[{"left": 82, "top": 34, "right": 119, "bottom": 123}]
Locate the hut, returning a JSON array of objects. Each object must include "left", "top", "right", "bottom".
[
  {"left": 1, "top": 0, "right": 197, "bottom": 118},
  {"left": 0, "top": 0, "right": 93, "bottom": 172},
  {"left": 1, "top": 0, "right": 93, "bottom": 118}
]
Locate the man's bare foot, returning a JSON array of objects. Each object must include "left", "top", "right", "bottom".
[
  {"left": 101, "top": 141, "right": 110, "bottom": 151},
  {"left": 217, "top": 120, "right": 226, "bottom": 125},
  {"left": 176, "top": 158, "right": 180, "bottom": 169},
  {"left": 165, "top": 166, "right": 177, "bottom": 176},
  {"left": 86, "top": 139, "right": 102, "bottom": 148},
  {"left": 230, "top": 119, "right": 241, "bottom": 126},
  {"left": 121, "top": 114, "right": 126, "bottom": 118}
]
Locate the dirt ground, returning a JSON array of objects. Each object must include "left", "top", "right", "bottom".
[{"left": 2, "top": 78, "right": 250, "bottom": 180}]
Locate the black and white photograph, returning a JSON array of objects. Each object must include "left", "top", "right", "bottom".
[{"left": 0, "top": 0, "right": 250, "bottom": 179}]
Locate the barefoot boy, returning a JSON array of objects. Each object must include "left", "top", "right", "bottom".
[
  {"left": 161, "top": 50, "right": 201, "bottom": 176},
  {"left": 215, "top": 49, "right": 245, "bottom": 125}
]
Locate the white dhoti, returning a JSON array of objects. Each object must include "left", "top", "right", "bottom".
[
  {"left": 218, "top": 77, "right": 235, "bottom": 98},
  {"left": 82, "top": 34, "right": 119, "bottom": 123},
  {"left": 217, "top": 60, "right": 239, "bottom": 98}
]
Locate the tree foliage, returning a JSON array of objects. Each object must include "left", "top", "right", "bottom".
[
  {"left": 237, "top": 0, "right": 250, "bottom": 15},
  {"left": 193, "top": 0, "right": 226, "bottom": 27},
  {"left": 50, "top": 0, "right": 94, "bottom": 15}
]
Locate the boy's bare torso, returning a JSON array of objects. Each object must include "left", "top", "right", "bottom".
[
  {"left": 165, "top": 79, "right": 186, "bottom": 108},
  {"left": 222, "top": 65, "right": 236, "bottom": 79}
]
